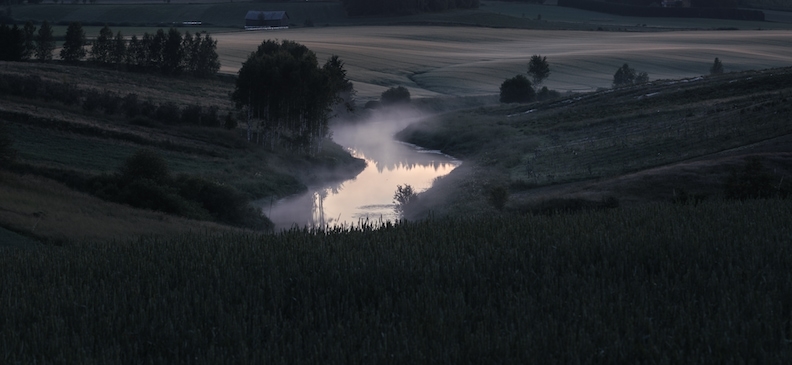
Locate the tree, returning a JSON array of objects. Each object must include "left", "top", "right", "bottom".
[
  {"left": 393, "top": 184, "right": 418, "bottom": 215},
  {"left": 500, "top": 74, "right": 535, "bottom": 103},
  {"left": 34, "top": 21, "right": 55, "bottom": 61},
  {"left": 191, "top": 33, "right": 220, "bottom": 78},
  {"left": 110, "top": 31, "right": 126, "bottom": 66},
  {"left": 527, "top": 54, "right": 550, "bottom": 87},
  {"left": 161, "top": 27, "right": 183, "bottom": 75},
  {"left": 21, "top": 21, "right": 36, "bottom": 60},
  {"left": 90, "top": 24, "right": 113, "bottom": 64},
  {"left": 324, "top": 55, "right": 356, "bottom": 114},
  {"left": 0, "top": 24, "right": 24, "bottom": 61},
  {"left": 612, "top": 63, "right": 649, "bottom": 87},
  {"left": 125, "top": 34, "right": 145, "bottom": 68},
  {"left": 710, "top": 57, "right": 724, "bottom": 75},
  {"left": 381, "top": 86, "right": 411, "bottom": 105},
  {"left": 60, "top": 22, "right": 86, "bottom": 62},
  {"left": 232, "top": 40, "right": 339, "bottom": 154}
]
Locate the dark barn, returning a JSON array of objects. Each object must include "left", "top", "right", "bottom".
[{"left": 245, "top": 11, "right": 290, "bottom": 29}]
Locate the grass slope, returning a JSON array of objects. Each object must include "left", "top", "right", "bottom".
[
  {"left": 0, "top": 61, "right": 364, "bottom": 243},
  {"left": 398, "top": 66, "right": 792, "bottom": 217}
]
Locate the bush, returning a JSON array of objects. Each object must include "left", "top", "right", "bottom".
[
  {"left": 393, "top": 184, "right": 418, "bottom": 215},
  {"left": 488, "top": 185, "right": 509, "bottom": 211},
  {"left": 0, "top": 122, "right": 16, "bottom": 165},
  {"left": 724, "top": 157, "right": 787, "bottom": 200},
  {"left": 500, "top": 74, "right": 535, "bottom": 103},
  {"left": 155, "top": 102, "right": 181, "bottom": 124},
  {"left": 536, "top": 86, "right": 561, "bottom": 101},
  {"left": 118, "top": 149, "right": 170, "bottom": 185},
  {"left": 613, "top": 63, "right": 649, "bottom": 87},
  {"left": 381, "top": 86, "right": 411, "bottom": 105}
]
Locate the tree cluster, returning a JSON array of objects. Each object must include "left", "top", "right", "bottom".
[
  {"left": 88, "top": 149, "right": 273, "bottom": 230},
  {"left": 499, "top": 54, "right": 558, "bottom": 104},
  {"left": 341, "top": 0, "right": 480, "bottom": 16},
  {"left": 612, "top": 63, "right": 649, "bottom": 87},
  {"left": 232, "top": 40, "right": 354, "bottom": 155},
  {"left": 91, "top": 24, "right": 220, "bottom": 77},
  {"left": 0, "top": 73, "right": 232, "bottom": 129},
  {"left": 0, "top": 21, "right": 37, "bottom": 61}
]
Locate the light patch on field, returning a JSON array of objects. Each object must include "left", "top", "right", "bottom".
[{"left": 213, "top": 27, "right": 792, "bottom": 100}]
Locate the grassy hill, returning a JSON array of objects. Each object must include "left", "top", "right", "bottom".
[
  {"left": 0, "top": 61, "right": 363, "bottom": 243},
  {"left": 397, "top": 66, "right": 792, "bottom": 218}
]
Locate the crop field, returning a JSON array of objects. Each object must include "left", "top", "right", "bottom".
[
  {"left": 213, "top": 26, "right": 792, "bottom": 100},
  {"left": 2, "top": 199, "right": 791, "bottom": 363}
]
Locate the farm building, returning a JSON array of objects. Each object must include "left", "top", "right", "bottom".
[{"left": 245, "top": 11, "right": 289, "bottom": 29}]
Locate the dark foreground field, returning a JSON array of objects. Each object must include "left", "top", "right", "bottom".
[{"left": 2, "top": 199, "right": 791, "bottom": 363}]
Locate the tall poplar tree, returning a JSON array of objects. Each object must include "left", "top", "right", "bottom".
[
  {"left": 35, "top": 21, "right": 55, "bottom": 61},
  {"left": 60, "top": 22, "right": 86, "bottom": 62}
]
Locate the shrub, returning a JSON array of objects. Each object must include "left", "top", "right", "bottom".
[
  {"left": 488, "top": 185, "right": 509, "bottom": 211},
  {"left": 223, "top": 112, "right": 238, "bottom": 130},
  {"left": 710, "top": 57, "right": 724, "bottom": 75},
  {"left": 724, "top": 157, "right": 785, "bottom": 200},
  {"left": 381, "top": 86, "right": 411, "bottom": 105},
  {"left": 500, "top": 74, "right": 535, "bottom": 103},
  {"left": 155, "top": 101, "right": 181, "bottom": 124},
  {"left": 393, "top": 184, "right": 418, "bottom": 215},
  {"left": 180, "top": 104, "right": 202, "bottom": 125},
  {"left": 118, "top": 149, "right": 170, "bottom": 185},
  {"left": 536, "top": 86, "right": 561, "bottom": 101},
  {"left": 0, "top": 122, "right": 16, "bottom": 165}
]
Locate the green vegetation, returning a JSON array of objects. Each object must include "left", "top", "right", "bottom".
[
  {"left": 232, "top": 40, "right": 354, "bottom": 155},
  {"left": 380, "top": 85, "right": 411, "bottom": 105},
  {"left": 2, "top": 199, "right": 792, "bottom": 362},
  {"left": 612, "top": 63, "right": 649, "bottom": 88},
  {"left": 711, "top": 57, "right": 724, "bottom": 75},
  {"left": 527, "top": 54, "right": 550, "bottom": 87},
  {"left": 60, "top": 22, "right": 86, "bottom": 62},
  {"left": 0, "top": 60, "right": 363, "bottom": 235},
  {"left": 499, "top": 74, "right": 535, "bottom": 103},
  {"left": 34, "top": 20, "right": 54, "bottom": 61},
  {"left": 398, "top": 66, "right": 792, "bottom": 217}
]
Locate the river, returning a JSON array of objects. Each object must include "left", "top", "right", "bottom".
[{"left": 258, "top": 109, "right": 461, "bottom": 231}]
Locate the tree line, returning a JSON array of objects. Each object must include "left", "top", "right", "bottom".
[
  {"left": 341, "top": 0, "right": 480, "bottom": 16},
  {"left": 0, "top": 21, "right": 219, "bottom": 77}
]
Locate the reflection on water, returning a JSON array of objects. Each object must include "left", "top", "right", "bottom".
[{"left": 258, "top": 115, "right": 460, "bottom": 231}]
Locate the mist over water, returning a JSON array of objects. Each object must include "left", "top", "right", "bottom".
[{"left": 258, "top": 108, "right": 460, "bottom": 231}]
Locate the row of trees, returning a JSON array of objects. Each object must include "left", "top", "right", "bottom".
[
  {"left": 0, "top": 21, "right": 55, "bottom": 61},
  {"left": 232, "top": 40, "right": 354, "bottom": 155},
  {"left": 341, "top": 0, "right": 480, "bottom": 16},
  {"left": 0, "top": 21, "right": 219, "bottom": 77},
  {"left": 60, "top": 23, "right": 220, "bottom": 77}
]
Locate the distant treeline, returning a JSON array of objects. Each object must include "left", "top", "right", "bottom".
[
  {"left": 558, "top": 0, "right": 765, "bottom": 21},
  {"left": 598, "top": 0, "right": 739, "bottom": 6},
  {"left": 341, "top": 0, "right": 480, "bottom": 16}
]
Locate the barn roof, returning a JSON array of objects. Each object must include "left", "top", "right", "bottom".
[{"left": 245, "top": 11, "right": 289, "bottom": 21}]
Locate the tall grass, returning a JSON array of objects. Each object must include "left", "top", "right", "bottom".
[{"left": 2, "top": 199, "right": 791, "bottom": 363}]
